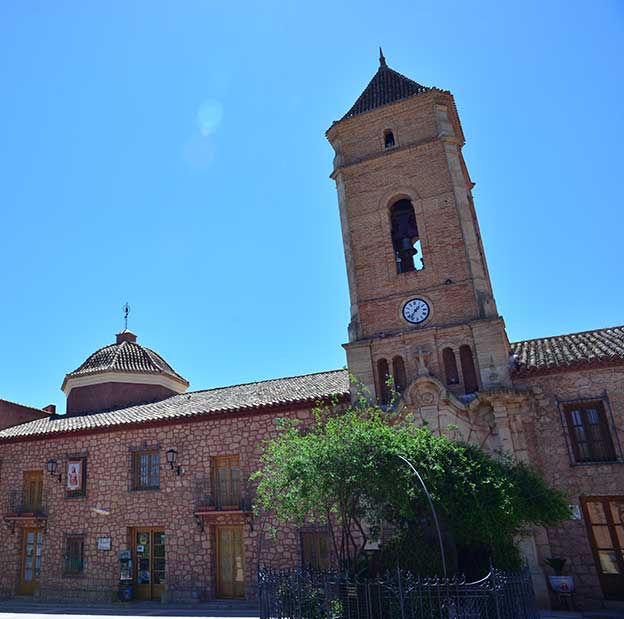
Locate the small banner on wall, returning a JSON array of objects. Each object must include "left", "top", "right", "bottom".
[{"left": 67, "top": 460, "right": 83, "bottom": 492}]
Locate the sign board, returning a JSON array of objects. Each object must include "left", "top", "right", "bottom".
[{"left": 97, "top": 537, "right": 112, "bottom": 551}]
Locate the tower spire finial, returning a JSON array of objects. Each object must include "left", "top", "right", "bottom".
[
  {"left": 379, "top": 47, "right": 387, "bottom": 68},
  {"left": 123, "top": 302, "right": 130, "bottom": 331}
]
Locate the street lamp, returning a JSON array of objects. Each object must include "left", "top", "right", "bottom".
[{"left": 397, "top": 454, "right": 447, "bottom": 578}]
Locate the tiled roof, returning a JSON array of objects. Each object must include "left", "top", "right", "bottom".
[
  {"left": 342, "top": 51, "right": 430, "bottom": 120},
  {"left": 62, "top": 338, "right": 188, "bottom": 389},
  {"left": 0, "top": 369, "right": 350, "bottom": 441},
  {"left": 511, "top": 326, "right": 624, "bottom": 375}
]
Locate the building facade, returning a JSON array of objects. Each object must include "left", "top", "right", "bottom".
[{"left": 1, "top": 53, "right": 622, "bottom": 608}]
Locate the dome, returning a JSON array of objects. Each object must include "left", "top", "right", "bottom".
[{"left": 61, "top": 330, "right": 189, "bottom": 415}]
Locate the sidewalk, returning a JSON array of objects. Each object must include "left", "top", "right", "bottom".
[
  {"left": 0, "top": 598, "right": 259, "bottom": 617},
  {"left": 540, "top": 611, "right": 624, "bottom": 619}
]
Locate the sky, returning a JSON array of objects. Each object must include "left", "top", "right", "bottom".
[{"left": 0, "top": 1, "right": 622, "bottom": 413}]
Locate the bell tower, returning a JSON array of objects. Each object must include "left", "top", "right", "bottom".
[{"left": 327, "top": 51, "right": 511, "bottom": 400}]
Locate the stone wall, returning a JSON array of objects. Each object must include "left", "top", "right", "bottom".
[
  {"left": 0, "top": 406, "right": 317, "bottom": 601},
  {"left": 514, "top": 365, "right": 624, "bottom": 608}
]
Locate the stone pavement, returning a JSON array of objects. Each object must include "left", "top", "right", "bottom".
[
  {"left": 540, "top": 611, "right": 624, "bottom": 619},
  {"left": 0, "top": 599, "right": 622, "bottom": 619},
  {"left": 0, "top": 598, "right": 259, "bottom": 618}
]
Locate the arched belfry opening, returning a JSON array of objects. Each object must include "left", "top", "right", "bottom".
[{"left": 390, "top": 199, "right": 423, "bottom": 273}]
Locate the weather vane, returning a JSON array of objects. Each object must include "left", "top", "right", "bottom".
[{"left": 123, "top": 302, "right": 130, "bottom": 330}]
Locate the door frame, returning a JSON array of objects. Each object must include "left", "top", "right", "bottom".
[
  {"left": 130, "top": 527, "right": 166, "bottom": 601},
  {"left": 216, "top": 525, "right": 245, "bottom": 599},
  {"left": 580, "top": 496, "right": 624, "bottom": 600},
  {"left": 18, "top": 527, "right": 42, "bottom": 595}
]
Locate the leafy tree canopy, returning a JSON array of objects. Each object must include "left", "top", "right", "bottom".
[{"left": 252, "top": 394, "right": 570, "bottom": 575}]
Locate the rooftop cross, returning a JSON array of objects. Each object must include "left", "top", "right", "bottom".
[
  {"left": 379, "top": 46, "right": 387, "bottom": 68},
  {"left": 123, "top": 302, "right": 130, "bottom": 331}
]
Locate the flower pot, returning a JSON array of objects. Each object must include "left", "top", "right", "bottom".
[{"left": 548, "top": 575, "right": 575, "bottom": 593}]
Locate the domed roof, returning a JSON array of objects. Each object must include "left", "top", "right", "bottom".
[{"left": 61, "top": 330, "right": 189, "bottom": 394}]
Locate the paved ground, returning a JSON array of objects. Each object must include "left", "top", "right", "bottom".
[
  {"left": 0, "top": 600, "right": 259, "bottom": 618},
  {"left": 0, "top": 601, "right": 622, "bottom": 619}
]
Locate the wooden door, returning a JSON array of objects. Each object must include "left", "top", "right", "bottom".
[
  {"left": 19, "top": 528, "right": 43, "bottom": 595},
  {"left": 213, "top": 456, "right": 241, "bottom": 508},
  {"left": 23, "top": 471, "right": 43, "bottom": 513},
  {"left": 132, "top": 528, "right": 166, "bottom": 600},
  {"left": 582, "top": 497, "right": 624, "bottom": 600},
  {"left": 217, "top": 525, "right": 245, "bottom": 598}
]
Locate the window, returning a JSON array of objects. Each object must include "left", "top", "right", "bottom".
[
  {"left": 23, "top": 471, "right": 43, "bottom": 513},
  {"left": 392, "top": 356, "right": 407, "bottom": 393},
  {"left": 132, "top": 450, "right": 160, "bottom": 490},
  {"left": 64, "top": 535, "right": 84, "bottom": 576},
  {"left": 459, "top": 345, "right": 479, "bottom": 394},
  {"left": 390, "top": 199, "right": 423, "bottom": 273},
  {"left": 384, "top": 129, "right": 395, "bottom": 148},
  {"left": 213, "top": 455, "right": 242, "bottom": 508},
  {"left": 377, "top": 358, "right": 391, "bottom": 404},
  {"left": 563, "top": 401, "right": 616, "bottom": 463},
  {"left": 443, "top": 348, "right": 460, "bottom": 385},
  {"left": 301, "top": 531, "right": 330, "bottom": 570}
]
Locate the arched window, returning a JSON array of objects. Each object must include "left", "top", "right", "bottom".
[
  {"left": 442, "top": 348, "right": 459, "bottom": 385},
  {"left": 384, "top": 129, "right": 395, "bottom": 148},
  {"left": 459, "top": 345, "right": 479, "bottom": 394},
  {"left": 377, "top": 358, "right": 391, "bottom": 404},
  {"left": 390, "top": 199, "right": 423, "bottom": 273},
  {"left": 392, "top": 356, "right": 407, "bottom": 393}
]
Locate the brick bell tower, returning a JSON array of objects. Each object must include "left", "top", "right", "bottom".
[{"left": 326, "top": 51, "right": 512, "bottom": 402}]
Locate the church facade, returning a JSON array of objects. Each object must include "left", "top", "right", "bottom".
[{"left": 0, "top": 53, "right": 622, "bottom": 609}]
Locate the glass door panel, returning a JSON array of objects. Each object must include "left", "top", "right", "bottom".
[
  {"left": 133, "top": 528, "right": 165, "bottom": 600},
  {"left": 583, "top": 497, "right": 624, "bottom": 600},
  {"left": 19, "top": 528, "right": 42, "bottom": 595}
]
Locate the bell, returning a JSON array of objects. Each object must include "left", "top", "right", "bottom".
[{"left": 400, "top": 238, "right": 416, "bottom": 256}]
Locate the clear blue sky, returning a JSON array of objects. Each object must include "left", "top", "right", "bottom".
[{"left": 1, "top": 1, "right": 622, "bottom": 412}]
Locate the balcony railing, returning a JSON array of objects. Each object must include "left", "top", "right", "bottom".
[
  {"left": 193, "top": 478, "right": 252, "bottom": 513},
  {"left": 5, "top": 488, "right": 47, "bottom": 518}
]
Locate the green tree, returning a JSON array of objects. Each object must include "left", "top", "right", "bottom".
[{"left": 252, "top": 392, "right": 570, "bottom": 575}]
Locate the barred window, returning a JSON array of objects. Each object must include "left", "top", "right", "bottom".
[
  {"left": 64, "top": 535, "right": 84, "bottom": 575},
  {"left": 132, "top": 451, "right": 160, "bottom": 490},
  {"left": 563, "top": 401, "right": 616, "bottom": 463}
]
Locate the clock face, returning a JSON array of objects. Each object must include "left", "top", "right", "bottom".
[{"left": 402, "top": 298, "right": 430, "bottom": 324}]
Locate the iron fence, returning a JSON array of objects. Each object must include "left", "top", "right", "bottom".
[{"left": 258, "top": 567, "right": 538, "bottom": 619}]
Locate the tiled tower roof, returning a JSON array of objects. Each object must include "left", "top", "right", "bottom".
[{"left": 342, "top": 49, "right": 430, "bottom": 120}]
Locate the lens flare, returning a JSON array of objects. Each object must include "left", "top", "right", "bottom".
[{"left": 197, "top": 99, "right": 223, "bottom": 136}]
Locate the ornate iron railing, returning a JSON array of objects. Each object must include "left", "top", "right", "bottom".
[{"left": 258, "top": 567, "right": 538, "bottom": 619}]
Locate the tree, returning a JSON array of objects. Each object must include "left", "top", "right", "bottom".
[{"left": 252, "top": 392, "right": 570, "bottom": 575}]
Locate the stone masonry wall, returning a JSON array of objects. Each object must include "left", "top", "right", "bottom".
[
  {"left": 0, "top": 406, "right": 320, "bottom": 602},
  {"left": 514, "top": 365, "right": 624, "bottom": 608}
]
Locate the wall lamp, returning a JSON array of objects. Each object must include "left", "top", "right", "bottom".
[
  {"left": 166, "top": 448, "right": 183, "bottom": 476},
  {"left": 46, "top": 459, "right": 62, "bottom": 483}
]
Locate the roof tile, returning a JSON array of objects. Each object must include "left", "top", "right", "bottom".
[
  {"left": 511, "top": 326, "right": 624, "bottom": 374},
  {"left": 0, "top": 369, "right": 350, "bottom": 441}
]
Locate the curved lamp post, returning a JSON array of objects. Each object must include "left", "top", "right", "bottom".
[{"left": 397, "top": 454, "right": 447, "bottom": 578}]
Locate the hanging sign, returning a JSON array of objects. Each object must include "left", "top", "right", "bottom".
[{"left": 66, "top": 460, "right": 83, "bottom": 492}]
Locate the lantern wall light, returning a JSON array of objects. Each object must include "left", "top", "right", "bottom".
[
  {"left": 46, "top": 459, "right": 62, "bottom": 484},
  {"left": 166, "top": 448, "right": 183, "bottom": 476}
]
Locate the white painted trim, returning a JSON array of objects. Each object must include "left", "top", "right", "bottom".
[{"left": 62, "top": 371, "right": 188, "bottom": 396}]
